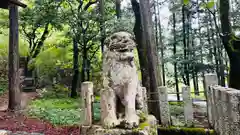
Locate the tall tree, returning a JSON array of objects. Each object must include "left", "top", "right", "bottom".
[
  {"left": 182, "top": 4, "right": 190, "bottom": 86},
  {"left": 131, "top": 0, "right": 150, "bottom": 95},
  {"left": 219, "top": 0, "right": 240, "bottom": 89},
  {"left": 172, "top": 12, "right": 180, "bottom": 101},
  {"left": 99, "top": 0, "right": 105, "bottom": 52},
  {"left": 139, "top": 0, "right": 162, "bottom": 123},
  {"left": 71, "top": 37, "right": 79, "bottom": 98},
  {"left": 156, "top": 0, "right": 166, "bottom": 86}
]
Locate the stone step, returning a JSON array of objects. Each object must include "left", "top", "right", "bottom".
[
  {"left": 24, "top": 78, "right": 34, "bottom": 81},
  {"left": 22, "top": 86, "right": 36, "bottom": 92}
]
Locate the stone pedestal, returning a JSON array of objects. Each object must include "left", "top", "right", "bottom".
[
  {"left": 80, "top": 125, "right": 151, "bottom": 135},
  {"left": 80, "top": 115, "right": 157, "bottom": 135}
]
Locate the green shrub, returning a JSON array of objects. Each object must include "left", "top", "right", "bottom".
[
  {"left": 27, "top": 98, "right": 83, "bottom": 126},
  {"left": 170, "top": 104, "right": 184, "bottom": 116},
  {"left": 158, "top": 127, "right": 216, "bottom": 135},
  {"left": 38, "top": 84, "right": 71, "bottom": 98}
]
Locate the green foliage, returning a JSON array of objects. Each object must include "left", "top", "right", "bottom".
[
  {"left": 27, "top": 98, "right": 82, "bottom": 126},
  {"left": 183, "top": 0, "right": 189, "bottom": 5},
  {"left": 199, "top": 1, "right": 215, "bottom": 9},
  {"left": 19, "top": 0, "right": 64, "bottom": 59},
  {"left": 158, "top": 127, "right": 216, "bottom": 135},
  {"left": 39, "top": 84, "right": 71, "bottom": 98},
  {"left": 93, "top": 102, "right": 101, "bottom": 122},
  {"left": 139, "top": 122, "right": 150, "bottom": 130},
  {"left": 169, "top": 101, "right": 184, "bottom": 106},
  {"left": 206, "top": 1, "right": 215, "bottom": 9},
  {"left": 0, "top": 35, "right": 28, "bottom": 88},
  {"left": 170, "top": 103, "right": 184, "bottom": 116},
  {"left": 93, "top": 96, "right": 101, "bottom": 122},
  {"left": 138, "top": 111, "right": 147, "bottom": 123}
]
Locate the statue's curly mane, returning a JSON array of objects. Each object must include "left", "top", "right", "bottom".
[{"left": 104, "top": 32, "right": 136, "bottom": 51}]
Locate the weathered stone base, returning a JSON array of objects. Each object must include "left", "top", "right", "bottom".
[{"left": 80, "top": 125, "right": 151, "bottom": 135}]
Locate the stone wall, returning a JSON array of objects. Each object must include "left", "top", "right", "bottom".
[{"left": 207, "top": 85, "right": 240, "bottom": 135}]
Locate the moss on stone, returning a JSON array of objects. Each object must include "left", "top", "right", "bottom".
[
  {"left": 132, "top": 120, "right": 157, "bottom": 135},
  {"left": 139, "top": 122, "right": 150, "bottom": 130},
  {"left": 157, "top": 127, "right": 216, "bottom": 135},
  {"left": 137, "top": 111, "right": 147, "bottom": 123}
]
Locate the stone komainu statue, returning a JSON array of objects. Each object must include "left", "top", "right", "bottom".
[{"left": 101, "top": 32, "right": 144, "bottom": 129}]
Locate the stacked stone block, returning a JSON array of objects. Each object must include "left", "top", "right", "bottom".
[{"left": 206, "top": 77, "right": 240, "bottom": 135}]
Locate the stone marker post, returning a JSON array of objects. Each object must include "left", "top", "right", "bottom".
[
  {"left": 182, "top": 85, "right": 193, "bottom": 127},
  {"left": 81, "top": 81, "right": 94, "bottom": 126},
  {"left": 204, "top": 74, "right": 218, "bottom": 127},
  {"left": 158, "top": 86, "right": 170, "bottom": 126}
]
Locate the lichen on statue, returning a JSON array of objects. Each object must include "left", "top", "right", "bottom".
[{"left": 101, "top": 31, "right": 144, "bottom": 129}]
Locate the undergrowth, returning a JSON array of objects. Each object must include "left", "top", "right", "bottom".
[
  {"left": 27, "top": 98, "right": 83, "bottom": 126},
  {"left": 93, "top": 96, "right": 101, "bottom": 122},
  {"left": 0, "top": 79, "right": 7, "bottom": 95},
  {"left": 27, "top": 91, "right": 101, "bottom": 126}
]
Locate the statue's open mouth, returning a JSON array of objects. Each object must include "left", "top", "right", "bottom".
[{"left": 116, "top": 48, "right": 134, "bottom": 52}]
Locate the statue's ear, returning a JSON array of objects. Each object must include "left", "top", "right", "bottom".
[
  {"left": 104, "top": 37, "right": 111, "bottom": 48},
  {"left": 131, "top": 35, "right": 136, "bottom": 41},
  {"left": 130, "top": 35, "right": 137, "bottom": 44}
]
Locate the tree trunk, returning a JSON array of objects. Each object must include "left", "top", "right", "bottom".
[
  {"left": 198, "top": 11, "right": 206, "bottom": 95},
  {"left": 116, "top": 0, "right": 121, "bottom": 19},
  {"left": 81, "top": 46, "right": 87, "bottom": 82},
  {"left": 206, "top": 14, "right": 214, "bottom": 65},
  {"left": 219, "top": 0, "right": 240, "bottom": 89},
  {"left": 173, "top": 13, "right": 180, "bottom": 101},
  {"left": 157, "top": 2, "right": 166, "bottom": 86},
  {"left": 71, "top": 37, "right": 79, "bottom": 98},
  {"left": 139, "top": 0, "right": 162, "bottom": 123},
  {"left": 131, "top": 0, "right": 150, "bottom": 93},
  {"left": 32, "top": 23, "right": 50, "bottom": 59},
  {"left": 210, "top": 19, "right": 221, "bottom": 84},
  {"left": 191, "top": 27, "right": 199, "bottom": 95},
  {"left": 99, "top": 0, "right": 105, "bottom": 53},
  {"left": 8, "top": 4, "right": 21, "bottom": 111},
  {"left": 182, "top": 5, "right": 190, "bottom": 86}
]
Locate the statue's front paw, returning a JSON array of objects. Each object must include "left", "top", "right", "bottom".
[
  {"left": 123, "top": 114, "right": 139, "bottom": 129},
  {"left": 102, "top": 116, "right": 120, "bottom": 129}
]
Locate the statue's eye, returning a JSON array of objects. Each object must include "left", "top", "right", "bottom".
[{"left": 123, "top": 40, "right": 128, "bottom": 43}]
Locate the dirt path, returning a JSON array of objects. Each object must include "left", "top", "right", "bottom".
[
  {"left": 0, "top": 91, "right": 38, "bottom": 111},
  {"left": 0, "top": 92, "right": 80, "bottom": 135}
]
